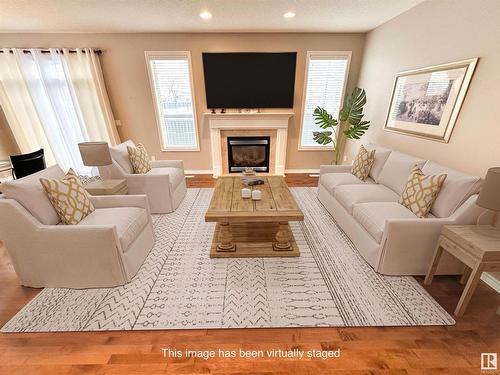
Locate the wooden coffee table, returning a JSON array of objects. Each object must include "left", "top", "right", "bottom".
[{"left": 205, "top": 176, "right": 304, "bottom": 258}]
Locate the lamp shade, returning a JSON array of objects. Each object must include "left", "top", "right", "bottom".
[
  {"left": 78, "top": 142, "right": 112, "bottom": 167},
  {"left": 477, "top": 167, "right": 500, "bottom": 211}
]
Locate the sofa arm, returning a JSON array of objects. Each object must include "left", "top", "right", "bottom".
[
  {"left": 125, "top": 173, "right": 172, "bottom": 213},
  {"left": 28, "top": 224, "right": 127, "bottom": 287},
  {"left": 151, "top": 159, "right": 184, "bottom": 171},
  {"left": 90, "top": 194, "right": 151, "bottom": 216},
  {"left": 378, "top": 217, "right": 459, "bottom": 275},
  {"left": 320, "top": 164, "right": 352, "bottom": 174},
  {"left": 0, "top": 199, "right": 129, "bottom": 288},
  {"left": 126, "top": 173, "right": 170, "bottom": 191}
]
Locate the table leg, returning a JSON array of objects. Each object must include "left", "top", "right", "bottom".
[
  {"left": 273, "top": 222, "right": 292, "bottom": 251},
  {"left": 460, "top": 266, "right": 472, "bottom": 285},
  {"left": 455, "top": 263, "right": 483, "bottom": 317},
  {"left": 424, "top": 243, "right": 444, "bottom": 285},
  {"left": 216, "top": 222, "right": 236, "bottom": 252}
]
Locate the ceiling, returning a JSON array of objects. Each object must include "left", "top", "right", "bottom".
[{"left": 0, "top": 0, "right": 424, "bottom": 33}]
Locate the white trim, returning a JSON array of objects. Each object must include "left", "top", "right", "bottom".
[
  {"left": 185, "top": 169, "right": 214, "bottom": 175},
  {"left": 186, "top": 169, "right": 320, "bottom": 175},
  {"left": 481, "top": 272, "right": 500, "bottom": 293},
  {"left": 298, "top": 51, "right": 352, "bottom": 151},
  {"left": 145, "top": 51, "right": 200, "bottom": 152},
  {"left": 299, "top": 145, "right": 336, "bottom": 152},
  {"left": 284, "top": 168, "right": 320, "bottom": 174},
  {"left": 205, "top": 112, "right": 293, "bottom": 177}
]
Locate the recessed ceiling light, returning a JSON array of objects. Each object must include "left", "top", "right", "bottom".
[
  {"left": 283, "top": 12, "right": 296, "bottom": 19},
  {"left": 200, "top": 11, "right": 212, "bottom": 20}
]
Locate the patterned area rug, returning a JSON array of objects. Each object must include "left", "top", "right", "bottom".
[{"left": 1, "top": 188, "right": 454, "bottom": 332}]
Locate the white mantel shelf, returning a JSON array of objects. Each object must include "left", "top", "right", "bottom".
[{"left": 205, "top": 111, "right": 294, "bottom": 177}]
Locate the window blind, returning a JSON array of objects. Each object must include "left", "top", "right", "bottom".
[
  {"left": 300, "top": 53, "right": 349, "bottom": 148},
  {"left": 148, "top": 53, "right": 198, "bottom": 149}
]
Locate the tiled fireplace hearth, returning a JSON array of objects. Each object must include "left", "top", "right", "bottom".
[{"left": 206, "top": 112, "right": 294, "bottom": 177}]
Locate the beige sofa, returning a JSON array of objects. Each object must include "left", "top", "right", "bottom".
[
  {"left": 0, "top": 165, "right": 154, "bottom": 288},
  {"left": 98, "top": 140, "right": 187, "bottom": 214},
  {"left": 318, "top": 144, "right": 484, "bottom": 275}
]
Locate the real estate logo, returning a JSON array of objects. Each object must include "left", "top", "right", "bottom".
[{"left": 481, "top": 353, "right": 497, "bottom": 371}]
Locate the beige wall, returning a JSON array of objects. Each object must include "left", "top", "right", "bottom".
[
  {"left": 345, "top": 0, "right": 500, "bottom": 178},
  {"left": 0, "top": 33, "right": 365, "bottom": 171},
  {"left": 0, "top": 106, "right": 19, "bottom": 159}
]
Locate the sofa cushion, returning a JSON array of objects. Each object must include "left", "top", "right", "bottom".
[
  {"left": 0, "top": 165, "right": 64, "bottom": 225},
  {"left": 353, "top": 202, "right": 417, "bottom": 243},
  {"left": 40, "top": 168, "right": 95, "bottom": 225},
  {"left": 399, "top": 167, "right": 447, "bottom": 218},
  {"left": 320, "top": 173, "right": 374, "bottom": 194},
  {"left": 377, "top": 151, "right": 426, "bottom": 194},
  {"left": 78, "top": 207, "right": 148, "bottom": 251},
  {"left": 127, "top": 143, "right": 152, "bottom": 174},
  {"left": 351, "top": 145, "right": 375, "bottom": 181},
  {"left": 147, "top": 167, "right": 184, "bottom": 189},
  {"left": 109, "top": 140, "right": 135, "bottom": 174},
  {"left": 334, "top": 184, "right": 400, "bottom": 214},
  {"left": 422, "top": 161, "right": 482, "bottom": 218},
  {"left": 365, "top": 144, "right": 392, "bottom": 182}
]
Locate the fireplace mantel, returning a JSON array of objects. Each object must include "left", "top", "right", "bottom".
[{"left": 205, "top": 112, "right": 294, "bottom": 177}]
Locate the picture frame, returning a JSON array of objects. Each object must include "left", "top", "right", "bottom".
[{"left": 383, "top": 58, "right": 478, "bottom": 142}]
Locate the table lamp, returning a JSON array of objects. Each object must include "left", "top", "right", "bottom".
[
  {"left": 78, "top": 142, "right": 112, "bottom": 168},
  {"left": 476, "top": 167, "right": 500, "bottom": 226}
]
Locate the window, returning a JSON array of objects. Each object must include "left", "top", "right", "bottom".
[
  {"left": 146, "top": 51, "right": 199, "bottom": 151},
  {"left": 299, "top": 52, "right": 351, "bottom": 149}
]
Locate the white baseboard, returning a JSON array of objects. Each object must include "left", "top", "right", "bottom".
[
  {"left": 185, "top": 169, "right": 320, "bottom": 175},
  {"left": 481, "top": 272, "right": 500, "bottom": 293},
  {"left": 284, "top": 169, "right": 320, "bottom": 174},
  {"left": 185, "top": 170, "right": 214, "bottom": 175}
]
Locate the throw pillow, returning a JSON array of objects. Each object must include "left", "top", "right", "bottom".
[
  {"left": 127, "top": 143, "right": 152, "bottom": 174},
  {"left": 40, "top": 168, "right": 95, "bottom": 225},
  {"left": 351, "top": 145, "right": 375, "bottom": 181},
  {"left": 399, "top": 167, "right": 447, "bottom": 218}
]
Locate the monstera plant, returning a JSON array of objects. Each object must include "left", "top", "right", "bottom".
[{"left": 313, "top": 87, "right": 370, "bottom": 165}]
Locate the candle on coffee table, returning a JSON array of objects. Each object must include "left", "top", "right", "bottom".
[{"left": 252, "top": 190, "right": 262, "bottom": 200}]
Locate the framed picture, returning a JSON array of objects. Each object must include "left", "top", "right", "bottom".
[{"left": 384, "top": 58, "right": 478, "bottom": 142}]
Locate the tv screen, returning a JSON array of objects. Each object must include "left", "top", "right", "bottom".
[{"left": 202, "top": 52, "right": 297, "bottom": 109}]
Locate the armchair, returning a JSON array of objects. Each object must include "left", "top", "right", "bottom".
[
  {"left": 98, "top": 140, "right": 187, "bottom": 214},
  {"left": 0, "top": 165, "right": 154, "bottom": 288}
]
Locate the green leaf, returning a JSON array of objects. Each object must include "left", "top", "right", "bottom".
[
  {"left": 313, "top": 107, "right": 338, "bottom": 129},
  {"left": 313, "top": 131, "right": 334, "bottom": 145},
  {"left": 344, "top": 120, "right": 370, "bottom": 140},
  {"left": 339, "top": 87, "right": 367, "bottom": 126}
]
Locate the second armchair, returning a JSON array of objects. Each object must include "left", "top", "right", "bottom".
[{"left": 98, "top": 140, "right": 187, "bottom": 214}]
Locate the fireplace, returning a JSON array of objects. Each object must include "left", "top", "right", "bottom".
[{"left": 227, "top": 136, "right": 270, "bottom": 173}]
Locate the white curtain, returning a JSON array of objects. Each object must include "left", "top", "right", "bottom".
[{"left": 0, "top": 48, "right": 119, "bottom": 174}]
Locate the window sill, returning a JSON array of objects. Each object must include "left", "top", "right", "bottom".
[
  {"left": 161, "top": 146, "right": 200, "bottom": 152},
  {"left": 298, "top": 146, "right": 335, "bottom": 151}
]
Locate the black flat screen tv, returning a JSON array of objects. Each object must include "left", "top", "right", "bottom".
[{"left": 202, "top": 52, "right": 297, "bottom": 109}]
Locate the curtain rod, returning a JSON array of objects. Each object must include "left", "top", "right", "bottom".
[{"left": 0, "top": 49, "right": 102, "bottom": 55}]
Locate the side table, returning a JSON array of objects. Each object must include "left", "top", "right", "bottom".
[
  {"left": 85, "top": 179, "right": 128, "bottom": 196},
  {"left": 424, "top": 225, "right": 500, "bottom": 317}
]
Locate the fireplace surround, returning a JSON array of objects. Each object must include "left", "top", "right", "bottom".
[{"left": 206, "top": 112, "right": 293, "bottom": 177}]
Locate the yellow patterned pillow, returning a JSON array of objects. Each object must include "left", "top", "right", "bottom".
[
  {"left": 40, "top": 169, "right": 95, "bottom": 225},
  {"left": 127, "top": 143, "right": 152, "bottom": 174},
  {"left": 351, "top": 145, "right": 375, "bottom": 181},
  {"left": 399, "top": 167, "right": 447, "bottom": 218}
]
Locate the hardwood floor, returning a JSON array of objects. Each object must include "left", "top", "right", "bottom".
[{"left": 0, "top": 173, "right": 499, "bottom": 374}]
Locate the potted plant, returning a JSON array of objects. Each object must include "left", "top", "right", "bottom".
[{"left": 313, "top": 87, "right": 370, "bottom": 165}]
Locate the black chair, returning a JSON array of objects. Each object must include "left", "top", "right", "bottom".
[{"left": 10, "top": 149, "right": 46, "bottom": 179}]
